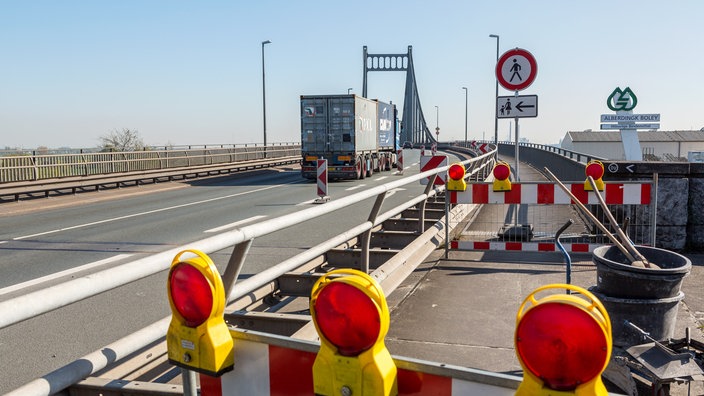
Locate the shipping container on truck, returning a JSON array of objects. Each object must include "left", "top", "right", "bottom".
[{"left": 300, "top": 94, "right": 398, "bottom": 180}]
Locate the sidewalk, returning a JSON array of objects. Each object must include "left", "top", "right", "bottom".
[{"left": 386, "top": 248, "right": 704, "bottom": 395}]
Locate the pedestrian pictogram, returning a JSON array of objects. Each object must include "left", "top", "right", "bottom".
[
  {"left": 496, "top": 48, "right": 537, "bottom": 91},
  {"left": 497, "top": 95, "right": 538, "bottom": 118}
]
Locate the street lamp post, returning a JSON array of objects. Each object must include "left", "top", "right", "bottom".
[
  {"left": 434, "top": 105, "right": 439, "bottom": 142},
  {"left": 347, "top": 88, "right": 353, "bottom": 94},
  {"left": 489, "top": 34, "right": 499, "bottom": 146},
  {"left": 261, "top": 40, "right": 271, "bottom": 153},
  {"left": 462, "top": 87, "right": 468, "bottom": 146}
]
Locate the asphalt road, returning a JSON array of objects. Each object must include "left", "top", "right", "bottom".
[{"left": 0, "top": 149, "right": 463, "bottom": 394}]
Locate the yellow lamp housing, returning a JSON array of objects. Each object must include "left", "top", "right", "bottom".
[
  {"left": 310, "top": 269, "right": 397, "bottom": 396},
  {"left": 584, "top": 160, "right": 605, "bottom": 191},
  {"left": 492, "top": 161, "right": 512, "bottom": 192},
  {"left": 514, "top": 284, "right": 612, "bottom": 396},
  {"left": 446, "top": 162, "right": 467, "bottom": 192},
  {"left": 166, "top": 249, "right": 234, "bottom": 377}
]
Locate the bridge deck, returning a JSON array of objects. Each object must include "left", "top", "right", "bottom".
[{"left": 385, "top": 156, "right": 704, "bottom": 395}]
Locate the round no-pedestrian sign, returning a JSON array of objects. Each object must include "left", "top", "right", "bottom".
[{"left": 496, "top": 48, "right": 537, "bottom": 91}]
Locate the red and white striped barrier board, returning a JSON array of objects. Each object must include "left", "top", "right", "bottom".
[
  {"left": 316, "top": 159, "right": 327, "bottom": 198},
  {"left": 397, "top": 149, "right": 403, "bottom": 175},
  {"left": 451, "top": 240, "right": 601, "bottom": 253},
  {"left": 420, "top": 155, "right": 448, "bottom": 185},
  {"left": 200, "top": 332, "right": 518, "bottom": 396},
  {"left": 449, "top": 182, "right": 651, "bottom": 205},
  {"left": 477, "top": 143, "right": 489, "bottom": 153}
]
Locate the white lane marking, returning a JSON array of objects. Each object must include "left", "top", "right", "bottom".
[
  {"left": 0, "top": 241, "right": 7, "bottom": 245},
  {"left": 0, "top": 254, "right": 133, "bottom": 296},
  {"left": 386, "top": 188, "right": 406, "bottom": 198},
  {"left": 374, "top": 176, "right": 388, "bottom": 181},
  {"left": 12, "top": 182, "right": 295, "bottom": 240},
  {"left": 346, "top": 184, "right": 366, "bottom": 191},
  {"left": 204, "top": 215, "right": 267, "bottom": 233}
]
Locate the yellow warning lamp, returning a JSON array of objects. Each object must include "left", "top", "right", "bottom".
[
  {"left": 446, "top": 162, "right": 467, "bottom": 192},
  {"left": 310, "top": 269, "right": 397, "bottom": 396},
  {"left": 166, "top": 249, "right": 234, "bottom": 377},
  {"left": 492, "top": 161, "right": 512, "bottom": 191},
  {"left": 514, "top": 284, "right": 612, "bottom": 396},
  {"left": 584, "top": 160, "right": 605, "bottom": 191}
]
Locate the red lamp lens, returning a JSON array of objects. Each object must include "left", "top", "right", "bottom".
[
  {"left": 585, "top": 162, "right": 604, "bottom": 179},
  {"left": 169, "top": 263, "right": 214, "bottom": 327},
  {"left": 448, "top": 164, "right": 465, "bottom": 180},
  {"left": 314, "top": 282, "right": 381, "bottom": 356},
  {"left": 493, "top": 164, "right": 510, "bottom": 180},
  {"left": 515, "top": 302, "right": 608, "bottom": 391}
]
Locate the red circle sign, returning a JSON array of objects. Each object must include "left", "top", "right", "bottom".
[{"left": 495, "top": 48, "right": 537, "bottom": 91}]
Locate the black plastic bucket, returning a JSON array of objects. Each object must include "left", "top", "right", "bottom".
[
  {"left": 592, "top": 245, "right": 691, "bottom": 299},
  {"left": 589, "top": 288, "right": 684, "bottom": 347}
]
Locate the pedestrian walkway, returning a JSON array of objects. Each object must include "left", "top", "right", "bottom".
[{"left": 385, "top": 157, "right": 704, "bottom": 395}]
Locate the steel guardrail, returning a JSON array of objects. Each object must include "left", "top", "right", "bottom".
[
  {"left": 3, "top": 145, "right": 497, "bottom": 395},
  {"left": 0, "top": 144, "right": 301, "bottom": 201}
]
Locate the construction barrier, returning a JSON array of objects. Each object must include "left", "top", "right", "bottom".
[
  {"left": 450, "top": 182, "right": 653, "bottom": 252},
  {"left": 199, "top": 330, "right": 520, "bottom": 396},
  {"left": 420, "top": 155, "right": 448, "bottom": 185},
  {"left": 397, "top": 149, "right": 403, "bottom": 175},
  {"left": 449, "top": 183, "right": 650, "bottom": 206}
]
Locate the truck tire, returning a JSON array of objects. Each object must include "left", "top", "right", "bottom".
[{"left": 357, "top": 157, "right": 365, "bottom": 180}]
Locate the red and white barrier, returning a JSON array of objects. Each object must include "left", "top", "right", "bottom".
[
  {"left": 314, "top": 159, "right": 329, "bottom": 203},
  {"left": 449, "top": 183, "right": 651, "bottom": 205},
  {"left": 397, "top": 149, "right": 403, "bottom": 175},
  {"left": 451, "top": 240, "right": 600, "bottom": 253},
  {"left": 200, "top": 332, "right": 518, "bottom": 396},
  {"left": 420, "top": 155, "right": 448, "bottom": 185}
]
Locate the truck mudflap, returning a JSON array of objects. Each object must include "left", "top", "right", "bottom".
[{"left": 199, "top": 329, "right": 521, "bottom": 396}]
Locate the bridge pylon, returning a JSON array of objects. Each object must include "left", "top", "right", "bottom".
[{"left": 363, "top": 46, "right": 435, "bottom": 147}]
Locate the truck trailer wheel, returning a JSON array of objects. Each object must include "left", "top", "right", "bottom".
[{"left": 357, "top": 157, "right": 365, "bottom": 180}]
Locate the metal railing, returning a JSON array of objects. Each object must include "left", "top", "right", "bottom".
[
  {"left": 3, "top": 146, "right": 497, "bottom": 395},
  {"left": 0, "top": 143, "right": 300, "bottom": 183}
]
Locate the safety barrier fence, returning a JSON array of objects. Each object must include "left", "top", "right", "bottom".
[
  {"left": 200, "top": 329, "right": 520, "bottom": 396},
  {"left": 3, "top": 146, "right": 497, "bottom": 395},
  {"left": 0, "top": 143, "right": 300, "bottom": 183},
  {"left": 449, "top": 181, "right": 655, "bottom": 252}
]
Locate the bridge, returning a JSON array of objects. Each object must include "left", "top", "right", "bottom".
[{"left": 1, "top": 46, "right": 704, "bottom": 396}]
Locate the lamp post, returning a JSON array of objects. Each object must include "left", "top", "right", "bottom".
[
  {"left": 462, "top": 87, "right": 468, "bottom": 146},
  {"left": 261, "top": 40, "right": 271, "bottom": 153},
  {"left": 489, "top": 34, "right": 499, "bottom": 146},
  {"left": 347, "top": 88, "right": 353, "bottom": 94},
  {"left": 434, "top": 105, "right": 439, "bottom": 142}
]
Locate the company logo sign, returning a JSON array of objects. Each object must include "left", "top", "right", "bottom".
[{"left": 607, "top": 87, "right": 637, "bottom": 111}]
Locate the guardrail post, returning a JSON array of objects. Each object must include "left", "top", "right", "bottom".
[
  {"left": 31, "top": 155, "right": 39, "bottom": 181},
  {"left": 360, "top": 192, "right": 387, "bottom": 273},
  {"left": 417, "top": 177, "right": 437, "bottom": 233},
  {"left": 222, "top": 240, "right": 254, "bottom": 300}
]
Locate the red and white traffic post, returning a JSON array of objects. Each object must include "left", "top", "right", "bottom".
[
  {"left": 396, "top": 149, "right": 403, "bottom": 175},
  {"left": 314, "top": 159, "right": 330, "bottom": 203}
]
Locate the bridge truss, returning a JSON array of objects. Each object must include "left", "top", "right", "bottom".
[{"left": 362, "top": 46, "right": 435, "bottom": 146}]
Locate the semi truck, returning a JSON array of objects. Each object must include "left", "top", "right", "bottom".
[{"left": 300, "top": 94, "right": 398, "bottom": 180}]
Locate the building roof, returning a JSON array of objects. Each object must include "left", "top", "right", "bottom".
[{"left": 565, "top": 130, "right": 704, "bottom": 143}]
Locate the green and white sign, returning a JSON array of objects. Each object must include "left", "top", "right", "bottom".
[{"left": 607, "top": 87, "right": 637, "bottom": 111}]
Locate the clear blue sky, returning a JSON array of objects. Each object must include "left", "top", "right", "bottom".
[{"left": 2, "top": 1, "right": 702, "bottom": 149}]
